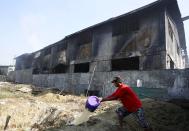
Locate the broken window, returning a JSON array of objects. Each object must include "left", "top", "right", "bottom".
[
  {"left": 111, "top": 57, "right": 139, "bottom": 71},
  {"left": 52, "top": 64, "right": 67, "bottom": 73},
  {"left": 74, "top": 62, "right": 89, "bottom": 73}
]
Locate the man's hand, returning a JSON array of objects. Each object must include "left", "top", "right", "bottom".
[{"left": 100, "top": 98, "right": 106, "bottom": 103}]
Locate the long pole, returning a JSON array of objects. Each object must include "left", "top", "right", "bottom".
[
  {"left": 182, "top": 16, "right": 189, "bottom": 21},
  {"left": 86, "top": 65, "right": 96, "bottom": 97}
]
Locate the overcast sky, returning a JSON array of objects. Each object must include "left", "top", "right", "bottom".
[{"left": 0, "top": 0, "right": 188, "bottom": 65}]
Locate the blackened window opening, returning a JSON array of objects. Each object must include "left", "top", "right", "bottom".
[
  {"left": 111, "top": 57, "right": 139, "bottom": 71},
  {"left": 53, "top": 64, "right": 67, "bottom": 73},
  {"left": 33, "top": 68, "right": 40, "bottom": 74},
  {"left": 74, "top": 63, "right": 89, "bottom": 73},
  {"left": 42, "top": 67, "right": 49, "bottom": 74}
]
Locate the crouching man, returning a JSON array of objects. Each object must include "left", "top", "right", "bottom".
[{"left": 101, "top": 76, "right": 152, "bottom": 131}]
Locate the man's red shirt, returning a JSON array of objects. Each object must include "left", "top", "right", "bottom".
[{"left": 107, "top": 83, "right": 142, "bottom": 112}]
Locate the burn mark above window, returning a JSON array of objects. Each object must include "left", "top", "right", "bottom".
[
  {"left": 77, "top": 44, "right": 91, "bottom": 60},
  {"left": 57, "top": 42, "right": 67, "bottom": 52},
  {"left": 113, "top": 17, "right": 139, "bottom": 36},
  {"left": 76, "top": 31, "right": 92, "bottom": 60},
  {"left": 78, "top": 31, "right": 92, "bottom": 45},
  {"left": 44, "top": 47, "right": 51, "bottom": 56}
]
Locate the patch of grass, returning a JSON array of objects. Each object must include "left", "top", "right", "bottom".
[
  {"left": 0, "top": 89, "right": 32, "bottom": 99},
  {"left": 0, "top": 82, "right": 32, "bottom": 99},
  {"left": 0, "top": 90, "right": 16, "bottom": 99}
]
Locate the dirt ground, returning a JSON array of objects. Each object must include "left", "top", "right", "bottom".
[{"left": 0, "top": 82, "right": 189, "bottom": 131}]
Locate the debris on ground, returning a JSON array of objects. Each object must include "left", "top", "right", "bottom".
[
  {"left": 0, "top": 82, "right": 189, "bottom": 131},
  {"left": 17, "top": 87, "right": 32, "bottom": 93}
]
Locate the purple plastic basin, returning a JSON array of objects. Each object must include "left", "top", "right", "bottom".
[{"left": 85, "top": 96, "right": 100, "bottom": 112}]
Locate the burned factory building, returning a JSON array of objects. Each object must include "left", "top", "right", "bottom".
[{"left": 14, "top": 0, "right": 189, "bottom": 97}]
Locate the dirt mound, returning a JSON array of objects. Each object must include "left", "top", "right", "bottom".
[{"left": 48, "top": 98, "right": 189, "bottom": 131}]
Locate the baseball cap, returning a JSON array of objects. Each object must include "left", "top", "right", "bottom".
[{"left": 111, "top": 76, "right": 122, "bottom": 83}]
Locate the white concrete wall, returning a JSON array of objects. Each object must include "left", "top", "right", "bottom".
[{"left": 31, "top": 69, "right": 189, "bottom": 100}]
